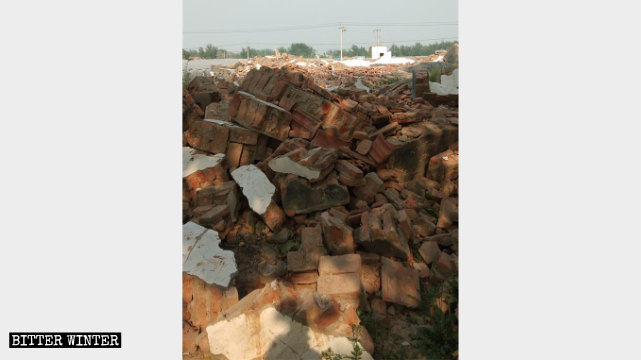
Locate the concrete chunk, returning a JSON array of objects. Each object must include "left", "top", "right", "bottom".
[
  {"left": 183, "top": 222, "right": 237, "bottom": 287},
  {"left": 268, "top": 147, "right": 337, "bottom": 182},
  {"left": 231, "top": 165, "right": 275, "bottom": 215},
  {"left": 183, "top": 147, "right": 225, "bottom": 178}
]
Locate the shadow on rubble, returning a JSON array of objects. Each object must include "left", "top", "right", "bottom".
[{"left": 263, "top": 305, "right": 322, "bottom": 360}]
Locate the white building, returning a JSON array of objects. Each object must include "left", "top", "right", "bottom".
[{"left": 371, "top": 46, "right": 392, "bottom": 60}]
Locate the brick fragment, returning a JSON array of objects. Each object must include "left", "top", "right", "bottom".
[{"left": 381, "top": 257, "right": 420, "bottom": 308}]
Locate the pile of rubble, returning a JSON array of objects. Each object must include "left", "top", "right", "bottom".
[{"left": 183, "top": 59, "right": 458, "bottom": 359}]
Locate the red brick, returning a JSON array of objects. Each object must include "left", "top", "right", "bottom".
[
  {"left": 381, "top": 257, "right": 420, "bottom": 308},
  {"left": 225, "top": 142, "right": 243, "bottom": 169},
  {"left": 369, "top": 134, "right": 395, "bottom": 164},
  {"left": 356, "top": 139, "right": 373, "bottom": 155},
  {"left": 418, "top": 241, "right": 440, "bottom": 265},
  {"left": 262, "top": 201, "right": 285, "bottom": 231},
  {"left": 318, "top": 254, "right": 362, "bottom": 275},
  {"left": 317, "top": 273, "right": 361, "bottom": 296},
  {"left": 320, "top": 211, "right": 355, "bottom": 255}
]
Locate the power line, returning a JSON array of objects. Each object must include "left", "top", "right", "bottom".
[{"left": 184, "top": 22, "right": 458, "bottom": 34}]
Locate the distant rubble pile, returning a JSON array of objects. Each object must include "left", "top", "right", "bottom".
[{"left": 182, "top": 58, "right": 458, "bottom": 359}]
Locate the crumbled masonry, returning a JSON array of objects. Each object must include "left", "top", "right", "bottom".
[{"left": 183, "top": 49, "right": 458, "bottom": 359}]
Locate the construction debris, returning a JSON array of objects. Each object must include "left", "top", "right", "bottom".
[
  {"left": 183, "top": 222, "right": 237, "bottom": 287},
  {"left": 182, "top": 52, "right": 458, "bottom": 358},
  {"left": 206, "top": 281, "right": 374, "bottom": 360}
]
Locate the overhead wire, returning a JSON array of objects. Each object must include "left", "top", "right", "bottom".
[{"left": 184, "top": 22, "right": 457, "bottom": 34}]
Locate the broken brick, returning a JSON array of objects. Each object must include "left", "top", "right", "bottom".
[{"left": 381, "top": 257, "right": 420, "bottom": 308}]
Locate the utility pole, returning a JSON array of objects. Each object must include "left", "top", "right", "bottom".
[
  {"left": 339, "top": 24, "right": 346, "bottom": 60},
  {"left": 374, "top": 29, "right": 381, "bottom": 45},
  {"left": 246, "top": 42, "right": 249, "bottom": 61}
]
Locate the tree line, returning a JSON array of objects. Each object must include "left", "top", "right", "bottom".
[{"left": 183, "top": 41, "right": 457, "bottom": 59}]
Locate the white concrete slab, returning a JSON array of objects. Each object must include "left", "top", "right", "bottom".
[
  {"left": 183, "top": 147, "right": 225, "bottom": 178},
  {"left": 231, "top": 165, "right": 275, "bottom": 215},
  {"left": 207, "top": 306, "right": 374, "bottom": 360},
  {"left": 183, "top": 222, "right": 237, "bottom": 287}
]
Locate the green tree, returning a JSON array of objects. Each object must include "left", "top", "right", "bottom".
[
  {"left": 204, "top": 44, "right": 218, "bottom": 58},
  {"left": 287, "top": 43, "right": 315, "bottom": 58}
]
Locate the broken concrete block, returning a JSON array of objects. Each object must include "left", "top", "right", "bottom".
[
  {"left": 231, "top": 165, "right": 275, "bottom": 215},
  {"left": 381, "top": 257, "right": 420, "bottom": 308},
  {"left": 206, "top": 280, "right": 373, "bottom": 360},
  {"left": 280, "top": 174, "right": 350, "bottom": 215},
  {"left": 320, "top": 211, "right": 355, "bottom": 255},
  {"left": 183, "top": 147, "right": 228, "bottom": 200},
  {"left": 268, "top": 146, "right": 337, "bottom": 182},
  {"left": 358, "top": 204, "right": 411, "bottom": 260},
  {"left": 207, "top": 306, "right": 373, "bottom": 360},
  {"left": 183, "top": 222, "right": 237, "bottom": 287},
  {"left": 183, "top": 147, "right": 226, "bottom": 179}
]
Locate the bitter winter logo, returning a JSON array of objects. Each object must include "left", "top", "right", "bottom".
[{"left": 9, "top": 332, "right": 121, "bottom": 348}]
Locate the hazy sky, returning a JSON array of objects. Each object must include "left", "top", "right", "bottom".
[{"left": 183, "top": 0, "right": 458, "bottom": 52}]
